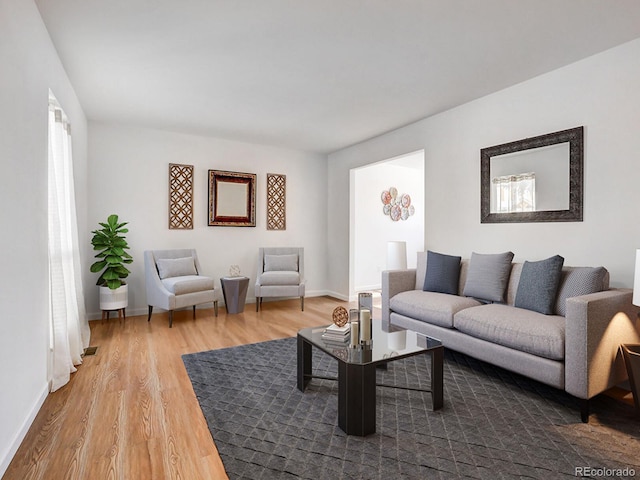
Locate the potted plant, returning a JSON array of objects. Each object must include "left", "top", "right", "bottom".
[{"left": 90, "top": 214, "right": 133, "bottom": 311}]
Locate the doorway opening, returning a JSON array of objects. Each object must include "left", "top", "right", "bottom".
[{"left": 349, "top": 150, "right": 425, "bottom": 301}]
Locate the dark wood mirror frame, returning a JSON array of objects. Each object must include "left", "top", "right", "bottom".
[
  {"left": 480, "top": 126, "right": 584, "bottom": 223},
  {"left": 208, "top": 170, "right": 256, "bottom": 227}
]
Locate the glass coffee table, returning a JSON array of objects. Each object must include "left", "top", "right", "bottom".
[{"left": 297, "top": 321, "right": 443, "bottom": 436}]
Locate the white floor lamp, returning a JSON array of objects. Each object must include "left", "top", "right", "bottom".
[{"left": 387, "top": 241, "right": 407, "bottom": 270}]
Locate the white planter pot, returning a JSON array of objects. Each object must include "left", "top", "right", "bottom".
[{"left": 99, "top": 284, "right": 128, "bottom": 310}]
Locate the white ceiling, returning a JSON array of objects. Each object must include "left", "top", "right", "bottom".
[{"left": 35, "top": 0, "right": 640, "bottom": 154}]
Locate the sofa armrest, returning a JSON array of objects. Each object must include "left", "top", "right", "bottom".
[
  {"left": 381, "top": 269, "right": 417, "bottom": 324},
  {"left": 565, "top": 288, "right": 640, "bottom": 399}
]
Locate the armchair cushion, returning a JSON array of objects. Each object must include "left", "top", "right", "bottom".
[
  {"left": 156, "top": 257, "right": 197, "bottom": 279},
  {"left": 258, "top": 271, "right": 300, "bottom": 286},
  {"left": 162, "top": 275, "right": 214, "bottom": 295},
  {"left": 264, "top": 254, "right": 299, "bottom": 272}
]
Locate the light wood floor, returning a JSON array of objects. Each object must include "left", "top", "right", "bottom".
[{"left": 4, "top": 296, "right": 349, "bottom": 480}]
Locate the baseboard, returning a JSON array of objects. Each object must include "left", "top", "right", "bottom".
[
  {"left": 354, "top": 284, "right": 382, "bottom": 293},
  {"left": 0, "top": 382, "right": 48, "bottom": 478},
  {"left": 88, "top": 291, "right": 341, "bottom": 320},
  {"left": 324, "top": 290, "right": 349, "bottom": 302}
]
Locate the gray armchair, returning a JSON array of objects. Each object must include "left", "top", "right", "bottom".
[
  {"left": 144, "top": 249, "right": 218, "bottom": 327},
  {"left": 255, "top": 247, "right": 305, "bottom": 311}
]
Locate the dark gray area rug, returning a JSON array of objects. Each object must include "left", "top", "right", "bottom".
[{"left": 182, "top": 338, "right": 640, "bottom": 479}]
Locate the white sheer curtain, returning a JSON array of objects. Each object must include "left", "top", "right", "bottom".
[
  {"left": 491, "top": 172, "right": 536, "bottom": 213},
  {"left": 48, "top": 93, "right": 90, "bottom": 392}
]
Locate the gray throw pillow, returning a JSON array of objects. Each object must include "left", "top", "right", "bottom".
[
  {"left": 423, "top": 250, "right": 461, "bottom": 295},
  {"left": 264, "top": 254, "right": 298, "bottom": 272},
  {"left": 463, "top": 251, "right": 514, "bottom": 303},
  {"left": 554, "top": 266, "right": 607, "bottom": 316},
  {"left": 156, "top": 256, "right": 197, "bottom": 279},
  {"left": 514, "top": 255, "right": 565, "bottom": 315}
]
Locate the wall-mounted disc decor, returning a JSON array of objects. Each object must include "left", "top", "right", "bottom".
[
  {"left": 168, "top": 163, "right": 194, "bottom": 229},
  {"left": 266, "top": 173, "right": 286, "bottom": 230},
  {"left": 381, "top": 187, "right": 415, "bottom": 221}
]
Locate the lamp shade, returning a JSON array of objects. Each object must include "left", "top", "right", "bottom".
[
  {"left": 634, "top": 249, "right": 640, "bottom": 307},
  {"left": 387, "top": 241, "right": 407, "bottom": 270}
]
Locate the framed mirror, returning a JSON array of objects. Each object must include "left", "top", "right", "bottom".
[
  {"left": 208, "top": 170, "right": 256, "bottom": 226},
  {"left": 480, "top": 126, "right": 583, "bottom": 223}
]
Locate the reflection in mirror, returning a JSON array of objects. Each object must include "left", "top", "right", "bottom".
[
  {"left": 481, "top": 126, "right": 583, "bottom": 223},
  {"left": 216, "top": 181, "right": 249, "bottom": 217},
  {"left": 490, "top": 143, "right": 569, "bottom": 213}
]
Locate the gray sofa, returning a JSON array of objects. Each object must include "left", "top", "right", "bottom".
[{"left": 382, "top": 251, "right": 640, "bottom": 421}]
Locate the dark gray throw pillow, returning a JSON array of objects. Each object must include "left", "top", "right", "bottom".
[
  {"left": 514, "top": 255, "right": 565, "bottom": 315},
  {"left": 423, "top": 250, "right": 461, "bottom": 295},
  {"left": 462, "top": 251, "right": 514, "bottom": 303},
  {"left": 554, "top": 266, "right": 607, "bottom": 316}
]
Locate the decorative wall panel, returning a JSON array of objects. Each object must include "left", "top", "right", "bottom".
[
  {"left": 266, "top": 173, "right": 286, "bottom": 230},
  {"left": 169, "top": 163, "right": 194, "bottom": 229}
]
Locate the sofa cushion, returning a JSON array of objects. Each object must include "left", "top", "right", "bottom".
[
  {"left": 554, "top": 266, "right": 608, "bottom": 316},
  {"left": 423, "top": 250, "right": 461, "bottom": 295},
  {"left": 463, "top": 251, "right": 514, "bottom": 303},
  {"left": 259, "top": 271, "right": 300, "bottom": 286},
  {"left": 156, "top": 256, "right": 197, "bottom": 279},
  {"left": 264, "top": 254, "right": 299, "bottom": 272},
  {"left": 415, "top": 251, "right": 428, "bottom": 290},
  {"left": 454, "top": 304, "right": 565, "bottom": 361},
  {"left": 514, "top": 255, "right": 564, "bottom": 315},
  {"left": 162, "top": 275, "right": 214, "bottom": 295},
  {"left": 505, "top": 263, "right": 523, "bottom": 306},
  {"left": 390, "top": 290, "right": 481, "bottom": 328}
]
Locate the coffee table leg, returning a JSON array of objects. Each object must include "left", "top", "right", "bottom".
[
  {"left": 338, "top": 362, "right": 376, "bottom": 436},
  {"left": 431, "top": 346, "right": 444, "bottom": 410},
  {"left": 297, "top": 334, "right": 312, "bottom": 392}
]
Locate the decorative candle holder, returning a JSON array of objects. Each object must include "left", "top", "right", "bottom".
[
  {"left": 360, "top": 343, "right": 373, "bottom": 363},
  {"left": 360, "top": 308, "right": 372, "bottom": 345},
  {"left": 358, "top": 292, "right": 373, "bottom": 315},
  {"left": 350, "top": 321, "right": 360, "bottom": 348}
]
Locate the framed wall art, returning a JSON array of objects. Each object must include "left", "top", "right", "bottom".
[
  {"left": 208, "top": 170, "right": 256, "bottom": 227},
  {"left": 168, "top": 163, "right": 194, "bottom": 229},
  {"left": 266, "top": 173, "right": 286, "bottom": 230}
]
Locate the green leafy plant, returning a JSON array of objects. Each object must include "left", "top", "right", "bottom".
[{"left": 90, "top": 214, "right": 133, "bottom": 289}]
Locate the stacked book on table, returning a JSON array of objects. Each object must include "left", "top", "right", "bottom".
[{"left": 322, "top": 324, "right": 350, "bottom": 343}]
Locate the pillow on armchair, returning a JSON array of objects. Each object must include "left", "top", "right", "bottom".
[
  {"left": 156, "top": 257, "right": 197, "bottom": 279},
  {"left": 264, "top": 254, "right": 298, "bottom": 272}
]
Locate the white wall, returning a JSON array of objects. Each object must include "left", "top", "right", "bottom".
[
  {"left": 329, "top": 38, "right": 640, "bottom": 296},
  {"left": 85, "top": 123, "right": 328, "bottom": 317},
  {"left": 0, "top": 0, "right": 88, "bottom": 475},
  {"left": 351, "top": 152, "right": 424, "bottom": 293}
]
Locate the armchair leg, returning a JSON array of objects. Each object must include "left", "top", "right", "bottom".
[
  {"left": 580, "top": 399, "right": 590, "bottom": 423},
  {"left": 256, "top": 297, "right": 260, "bottom": 312},
  {"left": 169, "top": 310, "right": 174, "bottom": 328},
  {"left": 193, "top": 305, "right": 196, "bottom": 319},
  {"left": 214, "top": 300, "right": 218, "bottom": 317},
  {"left": 301, "top": 296, "right": 304, "bottom": 311},
  {"left": 147, "top": 306, "right": 153, "bottom": 322}
]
